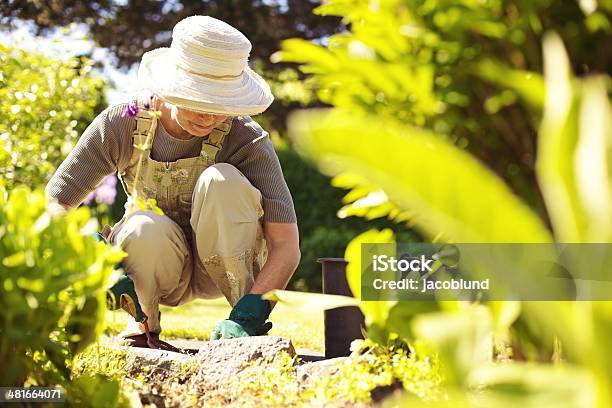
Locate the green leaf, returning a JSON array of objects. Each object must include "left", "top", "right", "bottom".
[
  {"left": 274, "top": 39, "right": 341, "bottom": 73},
  {"left": 476, "top": 59, "right": 545, "bottom": 110},
  {"left": 488, "top": 301, "right": 521, "bottom": 335},
  {"left": 288, "top": 108, "right": 553, "bottom": 243},
  {"left": 536, "top": 33, "right": 587, "bottom": 242},
  {"left": 333, "top": 174, "right": 413, "bottom": 222},
  {"left": 572, "top": 76, "right": 612, "bottom": 242},
  {"left": 470, "top": 362, "right": 597, "bottom": 408},
  {"left": 412, "top": 306, "right": 493, "bottom": 387},
  {"left": 3, "top": 251, "right": 26, "bottom": 267},
  {"left": 263, "top": 289, "right": 359, "bottom": 312},
  {"left": 386, "top": 301, "right": 441, "bottom": 341}
]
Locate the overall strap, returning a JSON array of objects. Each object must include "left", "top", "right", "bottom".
[
  {"left": 200, "top": 118, "right": 233, "bottom": 162},
  {"left": 132, "top": 98, "right": 158, "bottom": 152}
]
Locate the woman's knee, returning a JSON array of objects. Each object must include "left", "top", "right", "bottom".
[
  {"left": 191, "top": 164, "right": 264, "bottom": 241},
  {"left": 196, "top": 163, "right": 254, "bottom": 198},
  {"left": 114, "top": 210, "right": 187, "bottom": 262}
]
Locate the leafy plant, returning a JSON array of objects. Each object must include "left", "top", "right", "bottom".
[
  {"left": 265, "top": 0, "right": 611, "bottom": 406},
  {"left": 276, "top": 0, "right": 611, "bottom": 221},
  {"left": 0, "top": 186, "right": 124, "bottom": 390},
  {"left": 0, "top": 44, "right": 107, "bottom": 191},
  {"left": 313, "top": 337, "right": 443, "bottom": 403}
]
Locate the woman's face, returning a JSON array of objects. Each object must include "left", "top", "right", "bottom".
[{"left": 170, "top": 105, "right": 229, "bottom": 137}]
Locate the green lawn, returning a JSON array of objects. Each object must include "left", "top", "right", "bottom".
[{"left": 104, "top": 297, "right": 324, "bottom": 352}]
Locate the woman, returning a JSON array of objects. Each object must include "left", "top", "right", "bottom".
[{"left": 46, "top": 15, "right": 300, "bottom": 346}]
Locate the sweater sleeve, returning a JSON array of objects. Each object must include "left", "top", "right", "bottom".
[
  {"left": 220, "top": 117, "right": 297, "bottom": 224},
  {"left": 45, "top": 104, "right": 132, "bottom": 207}
]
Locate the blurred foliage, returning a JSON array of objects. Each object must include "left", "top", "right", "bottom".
[
  {"left": 277, "top": 0, "right": 611, "bottom": 221},
  {"left": 0, "top": 43, "right": 107, "bottom": 190},
  {"left": 262, "top": 65, "right": 321, "bottom": 131},
  {"left": 267, "top": 68, "right": 318, "bottom": 107},
  {"left": 274, "top": 136, "right": 420, "bottom": 292},
  {"left": 268, "top": 0, "right": 612, "bottom": 406},
  {"left": 0, "top": 186, "right": 124, "bottom": 397}
]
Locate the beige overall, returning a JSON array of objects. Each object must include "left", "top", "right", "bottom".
[{"left": 108, "top": 99, "right": 267, "bottom": 336}]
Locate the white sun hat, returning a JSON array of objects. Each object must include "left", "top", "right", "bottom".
[{"left": 137, "top": 15, "right": 274, "bottom": 116}]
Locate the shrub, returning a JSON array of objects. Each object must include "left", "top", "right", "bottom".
[
  {"left": 278, "top": 0, "right": 611, "bottom": 220},
  {"left": 0, "top": 44, "right": 107, "bottom": 191},
  {"left": 269, "top": 0, "right": 612, "bottom": 406},
  {"left": 0, "top": 186, "right": 124, "bottom": 389}
]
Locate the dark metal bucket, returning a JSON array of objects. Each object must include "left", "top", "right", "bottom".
[{"left": 318, "top": 257, "right": 365, "bottom": 358}]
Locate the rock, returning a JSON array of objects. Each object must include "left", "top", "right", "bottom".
[
  {"left": 125, "top": 347, "right": 195, "bottom": 378},
  {"left": 296, "top": 357, "right": 347, "bottom": 387},
  {"left": 191, "top": 336, "right": 296, "bottom": 391},
  {"left": 123, "top": 336, "right": 296, "bottom": 384},
  {"left": 120, "top": 337, "right": 365, "bottom": 406},
  {"left": 124, "top": 336, "right": 296, "bottom": 383}
]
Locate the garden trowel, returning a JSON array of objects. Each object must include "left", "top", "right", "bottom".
[{"left": 96, "top": 231, "right": 181, "bottom": 352}]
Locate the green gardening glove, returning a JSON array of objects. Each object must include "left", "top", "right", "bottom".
[
  {"left": 210, "top": 294, "right": 272, "bottom": 340},
  {"left": 106, "top": 273, "right": 148, "bottom": 323}
]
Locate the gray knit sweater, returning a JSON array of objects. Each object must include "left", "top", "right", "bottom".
[{"left": 45, "top": 102, "right": 297, "bottom": 223}]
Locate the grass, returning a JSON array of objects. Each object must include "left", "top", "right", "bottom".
[
  {"left": 75, "top": 332, "right": 442, "bottom": 407},
  {"left": 79, "top": 298, "right": 326, "bottom": 406},
  {"left": 88, "top": 296, "right": 442, "bottom": 407},
  {"left": 104, "top": 297, "right": 324, "bottom": 352},
  {"left": 75, "top": 301, "right": 444, "bottom": 407}
]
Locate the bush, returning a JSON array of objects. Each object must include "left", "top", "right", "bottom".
[
  {"left": 272, "top": 0, "right": 612, "bottom": 406},
  {"left": 0, "top": 186, "right": 123, "bottom": 389},
  {"left": 278, "top": 0, "right": 611, "bottom": 220},
  {"left": 275, "top": 0, "right": 611, "bottom": 292},
  {"left": 0, "top": 44, "right": 107, "bottom": 190}
]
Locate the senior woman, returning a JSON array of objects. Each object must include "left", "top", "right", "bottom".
[{"left": 45, "top": 15, "right": 300, "bottom": 347}]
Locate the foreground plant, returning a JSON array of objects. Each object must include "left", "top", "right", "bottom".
[
  {"left": 0, "top": 186, "right": 125, "bottom": 404},
  {"left": 267, "top": 0, "right": 611, "bottom": 406}
]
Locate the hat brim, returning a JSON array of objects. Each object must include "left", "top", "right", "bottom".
[{"left": 137, "top": 48, "right": 274, "bottom": 116}]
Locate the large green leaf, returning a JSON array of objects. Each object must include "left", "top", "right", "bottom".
[
  {"left": 288, "top": 109, "right": 553, "bottom": 243},
  {"left": 263, "top": 289, "right": 359, "bottom": 312},
  {"left": 572, "top": 75, "right": 612, "bottom": 242},
  {"left": 535, "top": 33, "right": 612, "bottom": 242},
  {"left": 536, "top": 33, "right": 585, "bottom": 242}
]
